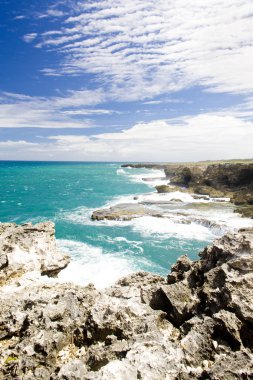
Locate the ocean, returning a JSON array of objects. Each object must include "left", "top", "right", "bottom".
[{"left": 1, "top": 161, "right": 252, "bottom": 288}]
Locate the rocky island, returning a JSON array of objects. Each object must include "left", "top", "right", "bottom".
[{"left": 1, "top": 221, "right": 253, "bottom": 379}]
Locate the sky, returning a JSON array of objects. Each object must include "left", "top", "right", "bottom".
[{"left": 0, "top": 0, "right": 253, "bottom": 161}]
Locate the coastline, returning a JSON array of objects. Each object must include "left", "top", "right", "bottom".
[
  {"left": 121, "top": 161, "right": 253, "bottom": 219},
  {"left": 1, "top": 161, "right": 253, "bottom": 378},
  {"left": 91, "top": 162, "right": 253, "bottom": 243}
]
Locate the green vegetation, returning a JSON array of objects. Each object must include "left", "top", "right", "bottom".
[{"left": 5, "top": 356, "right": 18, "bottom": 364}]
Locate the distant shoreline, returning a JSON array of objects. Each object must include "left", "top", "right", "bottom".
[{"left": 1, "top": 158, "right": 253, "bottom": 164}]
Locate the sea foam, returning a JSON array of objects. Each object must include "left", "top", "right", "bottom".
[{"left": 57, "top": 240, "right": 135, "bottom": 288}]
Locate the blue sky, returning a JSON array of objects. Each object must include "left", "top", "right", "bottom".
[{"left": 0, "top": 0, "right": 253, "bottom": 161}]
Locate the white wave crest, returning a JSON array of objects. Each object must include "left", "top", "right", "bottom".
[
  {"left": 130, "top": 216, "right": 216, "bottom": 241},
  {"left": 116, "top": 168, "right": 127, "bottom": 175},
  {"left": 116, "top": 167, "right": 168, "bottom": 187},
  {"left": 57, "top": 240, "right": 136, "bottom": 288}
]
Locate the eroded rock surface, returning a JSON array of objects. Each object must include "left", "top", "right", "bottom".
[
  {"left": 91, "top": 203, "right": 162, "bottom": 221},
  {"left": 1, "top": 223, "right": 253, "bottom": 379},
  {"left": 0, "top": 222, "right": 70, "bottom": 286}
]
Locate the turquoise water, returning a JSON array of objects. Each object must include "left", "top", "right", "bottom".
[{"left": 0, "top": 161, "right": 213, "bottom": 287}]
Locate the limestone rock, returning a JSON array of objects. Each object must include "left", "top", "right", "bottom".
[
  {"left": 0, "top": 222, "right": 70, "bottom": 286},
  {"left": 153, "top": 283, "right": 199, "bottom": 327},
  {"left": 91, "top": 203, "right": 162, "bottom": 221}
]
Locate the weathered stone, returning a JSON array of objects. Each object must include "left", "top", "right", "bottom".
[
  {"left": 57, "top": 360, "right": 87, "bottom": 380},
  {"left": 167, "top": 255, "right": 193, "bottom": 284},
  {"left": 213, "top": 310, "right": 242, "bottom": 347},
  {"left": 91, "top": 203, "right": 162, "bottom": 221},
  {"left": 193, "top": 186, "right": 228, "bottom": 198},
  {"left": 0, "top": 222, "right": 70, "bottom": 286},
  {"left": 156, "top": 185, "right": 188, "bottom": 193},
  {"left": 235, "top": 204, "right": 253, "bottom": 218},
  {"left": 154, "top": 162, "right": 253, "bottom": 217},
  {"left": 180, "top": 317, "right": 216, "bottom": 367},
  {"left": 203, "top": 350, "right": 253, "bottom": 379},
  {"left": 157, "top": 282, "right": 199, "bottom": 326}
]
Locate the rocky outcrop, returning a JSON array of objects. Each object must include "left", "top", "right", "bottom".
[
  {"left": 1, "top": 223, "right": 253, "bottom": 379},
  {"left": 0, "top": 222, "right": 70, "bottom": 287},
  {"left": 91, "top": 203, "right": 162, "bottom": 221},
  {"left": 202, "top": 163, "right": 253, "bottom": 189},
  {"left": 162, "top": 163, "right": 253, "bottom": 189},
  {"left": 164, "top": 165, "right": 204, "bottom": 187},
  {"left": 121, "top": 163, "right": 168, "bottom": 170},
  {"left": 154, "top": 163, "right": 253, "bottom": 217},
  {"left": 155, "top": 184, "right": 231, "bottom": 200}
]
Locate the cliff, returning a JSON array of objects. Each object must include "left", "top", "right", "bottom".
[
  {"left": 1, "top": 223, "right": 253, "bottom": 379},
  {"left": 152, "top": 163, "right": 253, "bottom": 218}
]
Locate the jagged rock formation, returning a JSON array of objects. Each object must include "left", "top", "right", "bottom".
[
  {"left": 164, "top": 163, "right": 253, "bottom": 192},
  {"left": 1, "top": 223, "right": 253, "bottom": 379},
  {"left": 0, "top": 222, "right": 70, "bottom": 287}
]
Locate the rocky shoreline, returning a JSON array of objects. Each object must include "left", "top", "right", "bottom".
[
  {"left": 1, "top": 222, "right": 253, "bottom": 379},
  {"left": 91, "top": 164, "right": 253, "bottom": 243},
  {"left": 122, "top": 162, "right": 253, "bottom": 219},
  {"left": 1, "top": 162, "right": 253, "bottom": 379}
]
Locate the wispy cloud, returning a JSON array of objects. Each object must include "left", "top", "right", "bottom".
[
  {"left": 61, "top": 109, "right": 123, "bottom": 115},
  {"left": 143, "top": 98, "right": 193, "bottom": 105},
  {"left": 23, "top": 33, "right": 38, "bottom": 43},
  {"left": 14, "top": 15, "right": 26, "bottom": 20},
  {"left": 36, "top": 6, "right": 66, "bottom": 20},
  {"left": 31, "top": 0, "right": 253, "bottom": 101},
  {"left": 0, "top": 90, "right": 107, "bottom": 129}
]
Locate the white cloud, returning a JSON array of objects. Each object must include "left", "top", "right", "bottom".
[
  {"left": 37, "top": 8, "right": 66, "bottom": 19},
  {"left": 46, "top": 9, "right": 65, "bottom": 17},
  {"left": 143, "top": 98, "right": 193, "bottom": 105},
  {"left": 35, "top": 0, "right": 253, "bottom": 100},
  {"left": 0, "top": 91, "right": 107, "bottom": 129},
  {"left": 1, "top": 113, "right": 252, "bottom": 161},
  {"left": 61, "top": 109, "right": 122, "bottom": 115},
  {"left": 23, "top": 33, "right": 38, "bottom": 43},
  {"left": 14, "top": 15, "right": 26, "bottom": 20}
]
